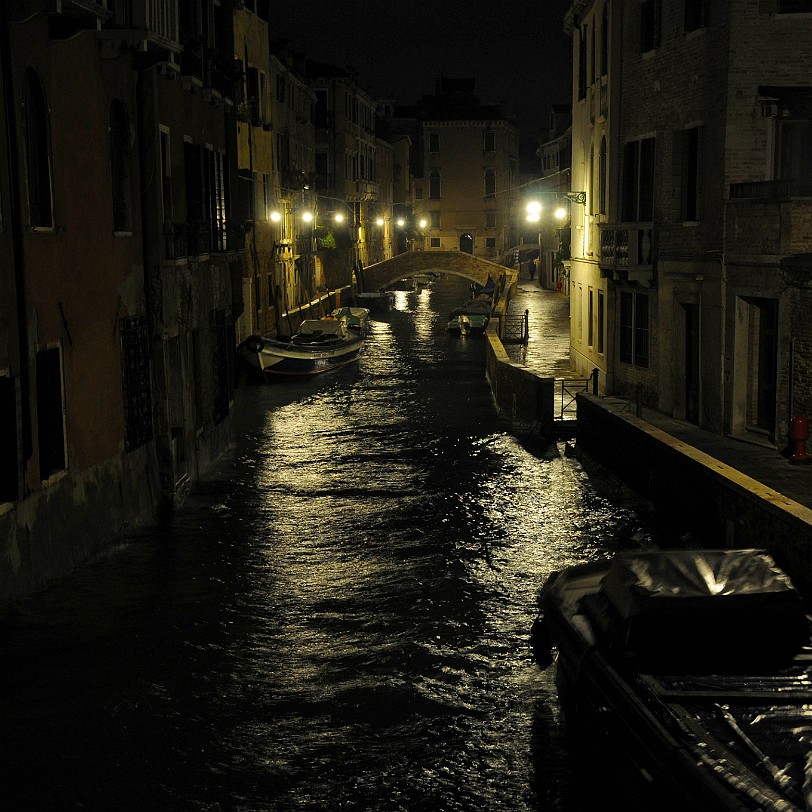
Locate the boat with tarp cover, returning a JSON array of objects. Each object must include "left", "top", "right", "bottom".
[{"left": 531, "top": 548, "right": 812, "bottom": 811}]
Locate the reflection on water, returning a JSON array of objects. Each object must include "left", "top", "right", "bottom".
[{"left": 0, "top": 276, "right": 650, "bottom": 811}]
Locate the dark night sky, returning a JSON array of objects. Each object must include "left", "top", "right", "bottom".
[{"left": 267, "top": 0, "right": 573, "bottom": 141}]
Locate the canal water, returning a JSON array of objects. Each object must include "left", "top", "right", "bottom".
[{"left": 0, "top": 276, "right": 654, "bottom": 811}]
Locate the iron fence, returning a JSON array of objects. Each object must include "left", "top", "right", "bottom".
[
  {"left": 555, "top": 368, "right": 599, "bottom": 420},
  {"left": 502, "top": 310, "right": 528, "bottom": 344}
]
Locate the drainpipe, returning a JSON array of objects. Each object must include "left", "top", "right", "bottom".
[
  {"left": 696, "top": 273, "right": 704, "bottom": 426},
  {"left": 1, "top": 5, "right": 33, "bottom": 483}
]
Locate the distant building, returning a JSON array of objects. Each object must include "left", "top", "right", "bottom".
[
  {"left": 384, "top": 77, "right": 520, "bottom": 261},
  {"left": 304, "top": 58, "right": 380, "bottom": 290},
  {"left": 566, "top": 0, "right": 812, "bottom": 449}
]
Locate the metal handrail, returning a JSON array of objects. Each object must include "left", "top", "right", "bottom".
[{"left": 555, "top": 368, "right": 599, "bottom": 420}]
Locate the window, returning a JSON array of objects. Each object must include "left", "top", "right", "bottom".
[
  {"left": 578, "top": 27, "right": 587, "bottom": 100},
  {"left": 485, "top": 210, "right": 496, "bottom": 228},
  {"left": 484, "top": 169, "right": 496, "bottom": 198},
  {"left": 599, "top": 136, "right": 607, "bottom": 214},
  {"left": 619, "top": 290, "right": 649, "bottom": 367},
  {"left": 263, "top": 173, "right": 271, "bottom": 220},
  {"left": 206, "top": 148, "right": 227, "bottom": 251},
  {"left": 430, "top": 210, "right": 441, "bottom": 228},
  {"left": 485, "top": 237, "right": 496, "bottom": 248},
  {"left": 677, "top": 126, "right": 702, "bottom": 221},
  {"left": 622, "top": 137, "right": 655, "bottom": 222},
  {"left": 247, "top": 66, "right": 259, "bottom": 122},
  {"left": 684, "top": 0, "right": 707, "bottom": 31},
  {"left": 429, "top": 170, "right": 441, "bottom": 199},
  {"left": 22, "top": 68, "right": 53, "bottom": 228},
  {"left": 109, "top": 100, "right": 132, "bottom": 232},
  {"left": 36, "top": 347, "right": 65, "bottom": 480},
  {"left": 430, "top": 237, "right": 441, "bottom": 248},
  {"left": 601, "top": 4, "right": 609, "bottom": 76},
  {"left": 160, "top": 127, "right": 172, "bottom": 224},
  {"left": 640, "top": 0, "right": 661, "bottom": 52},
  {"left": 588, "top": 288, "right": 594, "bottom": 347},
  {"left": 484, "top": 131, "right": 495, "bottom": 152},
  {"left": 120, "top": 316, "right": 153, "bottom": 452},
  {"left": 776, "top": 118, "right": 812, "bottom": 183},
  {"left": 589, "top": 146, "right": 595, "bottom": 215},
  {"left": 0, "top": 375, "right": 18, "bottom": 502},
  {"left": 429, "top": 132, "right": 440, "bottom": 153},
  {"left": 597, "top": 290, "right": 605, "bottom": 354}
]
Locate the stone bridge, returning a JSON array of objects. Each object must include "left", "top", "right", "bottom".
[{"left": 358, "top": 251, "right": 516, "bottom": 293}]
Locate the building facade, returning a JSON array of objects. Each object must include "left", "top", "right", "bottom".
[
  {"left": 0, "top": 0, "right": 242, "bottom": 602},
  {"left": 567, "top": 0, "right": 812, "bottom": 453},
  {"left": 416, "top": 80, "right": 519, "bottom": 261}
]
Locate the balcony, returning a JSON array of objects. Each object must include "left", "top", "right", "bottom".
[
  {"left": 599, "top": 223, "right": 655, "bottom": 287},
  {"left": 727, "top": 180, "right": 812, "bottom": 257}
]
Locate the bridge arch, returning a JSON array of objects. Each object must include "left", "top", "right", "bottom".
[{"left": 359, "top": 251, "right": 515, "bottom": 293}]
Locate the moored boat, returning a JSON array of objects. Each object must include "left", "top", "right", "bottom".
[
  {"left": 356, "top": 290, "right": 395, "bottom": 312},
  {"left": 446, "top": 295, "right": 492, "bottom": 336},
  {"left": 330, "top": 306, "right": 370, "bottom": 332},
  {"left": 531, "top": 548, "right": 812, "bottom": 811},
  {"left": 238, "top": 318, "right": 363, "bottom": 377}
]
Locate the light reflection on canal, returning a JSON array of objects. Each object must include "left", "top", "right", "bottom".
[{"left": 0, "top": 275, "right": 652, "bottom": 811}]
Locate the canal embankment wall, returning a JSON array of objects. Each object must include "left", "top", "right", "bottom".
[
  {"left": 575, "top": 393, "right": 812, "bottom": 598},
  {"left": 483, "top": 314, "right": 812, "bottom": 595},
  {"left": 484, "top": 329, "right": 556, "bottom": 437}
]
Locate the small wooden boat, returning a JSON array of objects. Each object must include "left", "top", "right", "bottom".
[
  {"left": 330, "top": 306, "right": 370, "bottom": 332},
  {"left": 356, "top": 290, "right": 395, "bottom": 312},
  {"left": 239, "top": 319, "right": 363, "bottom": 377},
  {"left": 446, "top": 295, "right": 492, "bottom": 336},
  {"left": 531, "top": 548, "right": 812, "bottom": 810}
]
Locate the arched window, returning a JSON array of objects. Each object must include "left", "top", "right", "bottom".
[
  {"left": 599, "top": 136, "right": 607, "bottom": 214},
  {"left": 429, "top": 170, "right": 441, "bottom": 199},
  {"left": 484, "top": 169, "right": 496, "bottom": 198},
  {"left": 110, "top": 99, "right": 132, "bottom": 233},
  {"left": 22, "top": 68, "right": 53, "bottom": 228}
]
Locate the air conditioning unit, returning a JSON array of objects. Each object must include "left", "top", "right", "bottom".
[{"left": 761, "top": 101, "right": 779, "bottom": 118}]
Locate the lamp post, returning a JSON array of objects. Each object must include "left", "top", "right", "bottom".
[{"left": 523, "top": 190, "right": 584, "bottom": 290}]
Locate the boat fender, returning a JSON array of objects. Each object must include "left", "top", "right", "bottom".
[
  {"left": 530, "top": 615, "right": 554, "bottom": 669},
  {"left": 244, "top": 336, "right": 264, "bottom": 353}
]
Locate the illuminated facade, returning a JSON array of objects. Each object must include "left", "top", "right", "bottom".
[{"left": 567, "top": 0, "right": 812, "bottom": 446}]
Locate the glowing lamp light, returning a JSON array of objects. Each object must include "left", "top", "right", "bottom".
[
  {"left": 376, "top": 217, "right": 385, "bottom": 226},
  {"left": 419, "top": 218, "right": 427, "bottom": 228},
  {"left": 302, "top": 211, "right": 314, "bottom": 223},
  {"left": 554, "top": 206, "right": 567, "bottom": 221},
  {"left": 334, "top": 212, "right": 345, "bottom": 223},
  {"left": 270, "top": 210, "right": 281, "bottom": 223},
  {"left": 396, "top": 217, "right": 405, "bottom": 227}
]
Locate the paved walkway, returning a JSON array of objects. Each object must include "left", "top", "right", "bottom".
[{"left": 504, "top": 277, "right": 812, "bottom": 515}]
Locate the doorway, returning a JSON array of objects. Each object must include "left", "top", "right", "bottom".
[
  {"left": 683, "top": 303, "right": 699, "bottom": 425},
  {"left": 732, "top": 296, "right": 779, "bottom": 442},
  {"left": 459, "top": 233, "right": 474, "bottom": 254}
]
